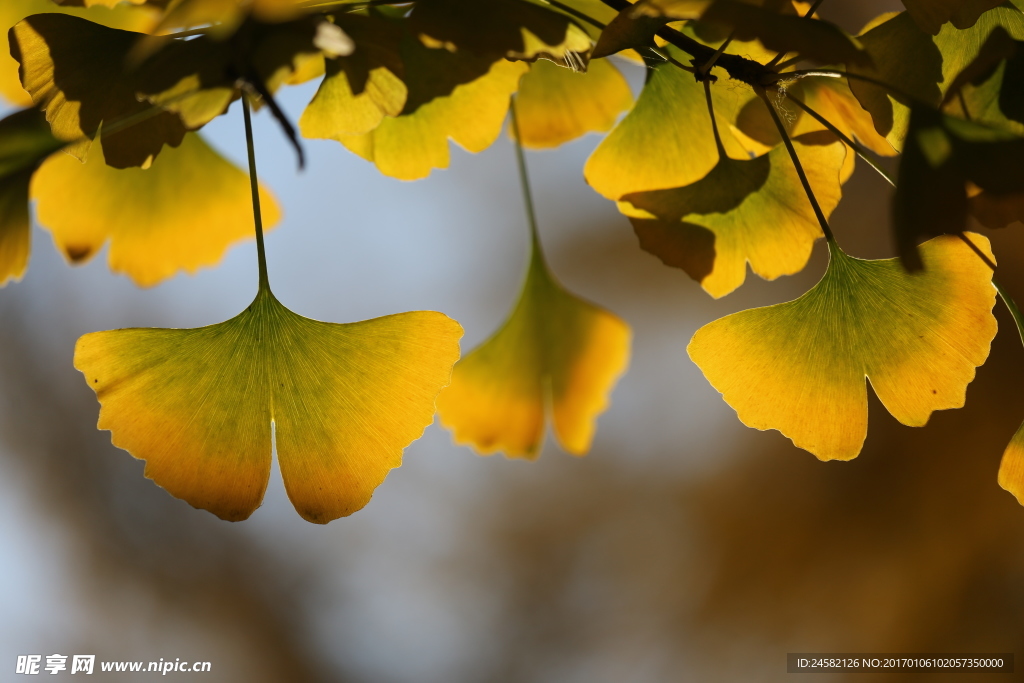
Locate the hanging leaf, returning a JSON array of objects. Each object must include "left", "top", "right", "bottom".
[
  {"left": 510, "top": 58, "right": 633, "bottom": 149},
  {"left": 75, "top": 288, "right": 462, "bottom": 522},
  {"left": 894, "top": 105, "right": 1024, "bottom": 269},
  {"left": 30, "top": 131, "right": 281, "bottom": 286},
  {"left": 622, "top": 139, "right": 845, "bottom": 298},
  {"left": 584, "top": 48, "right": 753, "bottom": 200},
  {"left": 0, "top": 0, "right": 157, "bottom": 107},
  {"left": 591, "top": 4, "right": 670, "bottom": 59},
  {"left": 438, "top": 248, "right": 629, "bottom": 458},
  {"left": 902, "top": 0, "right": 1005, "bottom": 35},
  {"left": 0, "top": 108, "right": 63, "bottom": 286},
  {"left": 848, "top": 2, "right": 1024, "bottom": 150},
  {"left": 409, "top": 0, "right": 592, "bottom": 67},
  {"left": 335, "top": 59, "right": 528, "bottom": 180},
  {"left": 688, "top": 234, "right": 997, "bottom": 461}
]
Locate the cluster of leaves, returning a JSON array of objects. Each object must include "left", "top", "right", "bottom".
[{"left": 3, "top": 0, "right": 1024, "bottom": 523}]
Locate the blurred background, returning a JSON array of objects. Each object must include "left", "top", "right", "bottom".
[{"left": 3, "top": 1, "right": 1024, "bottom": 680}]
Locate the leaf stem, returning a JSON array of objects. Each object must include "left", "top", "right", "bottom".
[
  {"left": 509, "top": 97, "right": 543, "bottom": 254},
  {"left": 784, "top": 91, "right": 896, "bottom": 187},
  {"left": 703, "top": 79, "right": 727, "bottom": 158},
  {"left": 781, "top": 69, "right": 919, "bottom": 103},
  {"left": 242, "top": 95, "right": 271, "bottom": 293},
  {"left": 757, "top": 87, "right": 836, "bottom": 244},
  {"left": 546, "top": 0, "right": 607, "bottom": 29},
  {"left": 700, "top": 30, "right": 736, "bottom": 77}
]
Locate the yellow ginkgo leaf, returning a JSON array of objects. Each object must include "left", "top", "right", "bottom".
[
  {"left": 999, "top": 420, "right": 1024, "bottom": 505},
  {"left": 584, "top": 47, "right": 754, "bottom": 200},
  {"left": 621, "top": 139, "right": 845, "bottom": 298},
  {"left": 0, "top": 0, "right": 156, "bottom": 107},
  {"left": 75, "top": 288, "right": 463, "bottom": 523},
  {"left": 337, "top": 59, "right": 528, "bottom": 180},
  {"left": 688, "top": 234, "right": 997, "bottom": 461},
  {"left": 510, "top": 58, "right": 633, "bottom": 149},
  {"left": 438, "top": 247, "right": 630, "bottom": 459},
  {"left": 0, "top": 107, "right": 64, "bottom": 287},
  {"left": 299, "top": 61, "right": 407, "bottom": 138},
  {"left": 31, "top": 132, "right": 281, "bottom": 287}
]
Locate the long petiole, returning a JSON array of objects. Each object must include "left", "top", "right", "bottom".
[
  {"left": 508, "top": 97, "right": 542, "bottom": 253},
  {"left": 784, "top": 92, "right": 896, "bottom": 187},
  {"left": 700, "top": 30, "right": 736, "bottom": 76},
  {"left": 757, "top": 87, "right": 836, "bottom": 243},
  {"left": 242, "top": 95, "right": 271, "bottom": 293},
  {"left": 702, "top": 79, "right": 727, "bottom": 158},
  {"left": 781, "top": 69, "right": 919, "bottom": 103}
]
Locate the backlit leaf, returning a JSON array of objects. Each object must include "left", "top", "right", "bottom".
[
  {"left": 336, "top": 59, "right": 528, "bottom": 180},
  {"left": 0, "top": 0, "right": 156, "bottom": 107},
  {"left": 31, "top": 131, "right": 281, "bottom": 286},
  {"left": 75, "top": 289, "right": 463, "bottom": 523},
  {"left": 688, "top": 234, "right": 997, "bottom": 461},
  {"left": 584, "top": 49, "right": 753, "bottom": 200},
  {"left": 437, "top": 246, "right": 629, "bottom": 458},
  {"left": 848, "top": 2, "right": 1024, "bottom": 150},
  {"left": 902, "top": 0, "right": 1005, "bottom": 35},
  {"left": 510, "top": 58, "right": 632, "bottom": 149},
  {"left": 999, "top": 419, "right": 1024, "bottom": 505},
  {"left": 622, "top": 139, "right": 845, "bottom": 298},
  {"left": 0, "top": 108, "right": 63, "bottom": 286}
]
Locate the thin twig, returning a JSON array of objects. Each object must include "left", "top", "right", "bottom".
[
  {"left": 242, "top": 96, "right": 271, "bottom": 293},
  {"left": 700, "top": 30, "right": 736, "bottom": 76},
  {"left": 702, "top": 79, "right": 727, "bottom": 158},
  {"left": 757, "top": 87, "right": 836, "bottom": 243}
]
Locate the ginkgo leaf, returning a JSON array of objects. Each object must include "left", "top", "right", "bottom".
[
  {"left": 944, "top": 27, "right": 1024, "bottom": 135},
  {"left": 688, "top": 234, "right": 997, "bottom": 461},
  {"left": 510, "top": 57, "right": 632, "bottom": 149},
  {"left": 894, "top": 105, "right": 1024, "bottom": 269},
  {"left": 0, "top": 107, "right": 63, "bottom": 286},
  {"left": 0, "top": 0, "right": 156, "bottom": 107},
  {"left": 299, "top": 59, "right": 407, "bottom": 138},
  {"left": 591, "top": 5, "right": 670, "bottom": 59},
  {"left": 409, "top": 0, "right": 592, "bottom": 67},
  {"left": 30, "top": 131, "right": 281, "bottom": 286},
  {"left": 999, "top": 417, "right": 1024, "bottom": 505},
  {"left": 622, "top": 138, "right": 845, "bottom": 298},
  {"left": 336, "top": 59, "right": 528, "bottom": 180},
  {"left": 75, "top": 288, "right": 463, "bottom": 523},
  {"left": 584, "top": 48, "right": 754, "bottom": 200},
  {"left": 151, "top": 0, "right": 307, "bottom": 36},
  {"left": 646, "top": 0, "right": 871, "bottom": 66},
  {"left": 11, "top": 13, "right": 188, "bottom": 167},
  {"left": 848, "top": 2, "right": 1024, "bottom": 150},
  {"left": 437, "top": 247, "right": 630, "bottom": 458},
  {"left": 902, "top": 0, "right": 1004, "bottom": 35}
]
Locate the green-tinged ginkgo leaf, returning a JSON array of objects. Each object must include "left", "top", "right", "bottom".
[
  {"left": 437, "top": 246, "right": 630, "bottom": 458},
  {"left": 584, "top": 48, "right": 754, "bottom": 200},
  {"left": 894, "top": 105, "right": 1024, "bottom": 269},
  {"left": 30, "top": 131, "right": 281, "bottom": 286},
  {"left": 644, "top": 0, "right": 871, "bottom": 66},
  {"left": 0, "top": 108, "right": 63, "bottom": 286},
  {"left": 337, "top": 59, "right": 528, "bottom": 180},
  {"left": 622, "top": 139, "right": 845, "bottom": 298},
  {"left": 944, "top": 27, "right": 1024, "bottom": 135},
  {"left": 410, "top": 0, "right": 592, "bottom": 67},
  {"left": 902, "top": 0, "right": 1005, "bottom": 35},
  {"left": 11, "top": 13, "right": 188, "bottom": 167},
  {"left": 688, "top": 234, "right": 997, "bottom": 461},
  {"left": 510, "top": 57, "right": 632, "bottom": 148},
  {"left": 848, "top": 2, "right": 1024, "bottom": 150},
  {"left": 0, "top": 0, "right": 156, "bottom": 107},
  {"left": 75, "top": 288, "right": 463, "bottom": 522}
]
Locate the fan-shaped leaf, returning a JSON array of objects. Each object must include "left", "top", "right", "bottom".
[
  {"left": 75, "top": 289, "right": 462, "bottom": 523},
  {"left": 902, "top": 0, "right": 1005, "bottom": 35},
  {"left": 622, "top": 139, "right": 845, "bottom": 297},
  {"left": 31, "top": 131, "right": 281, "bottom": 286},
  {"left": 510, "top": 58, "right": 632, "bottom": 149},
  {"left": 336, "top": 59, "right": 528, "bottom": 180},
  {"left": 688, "top": 234, "right": 997, "bottom": 460},
  {"left": 437, "top": 249, "right": 629, "bottom": 458}
]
